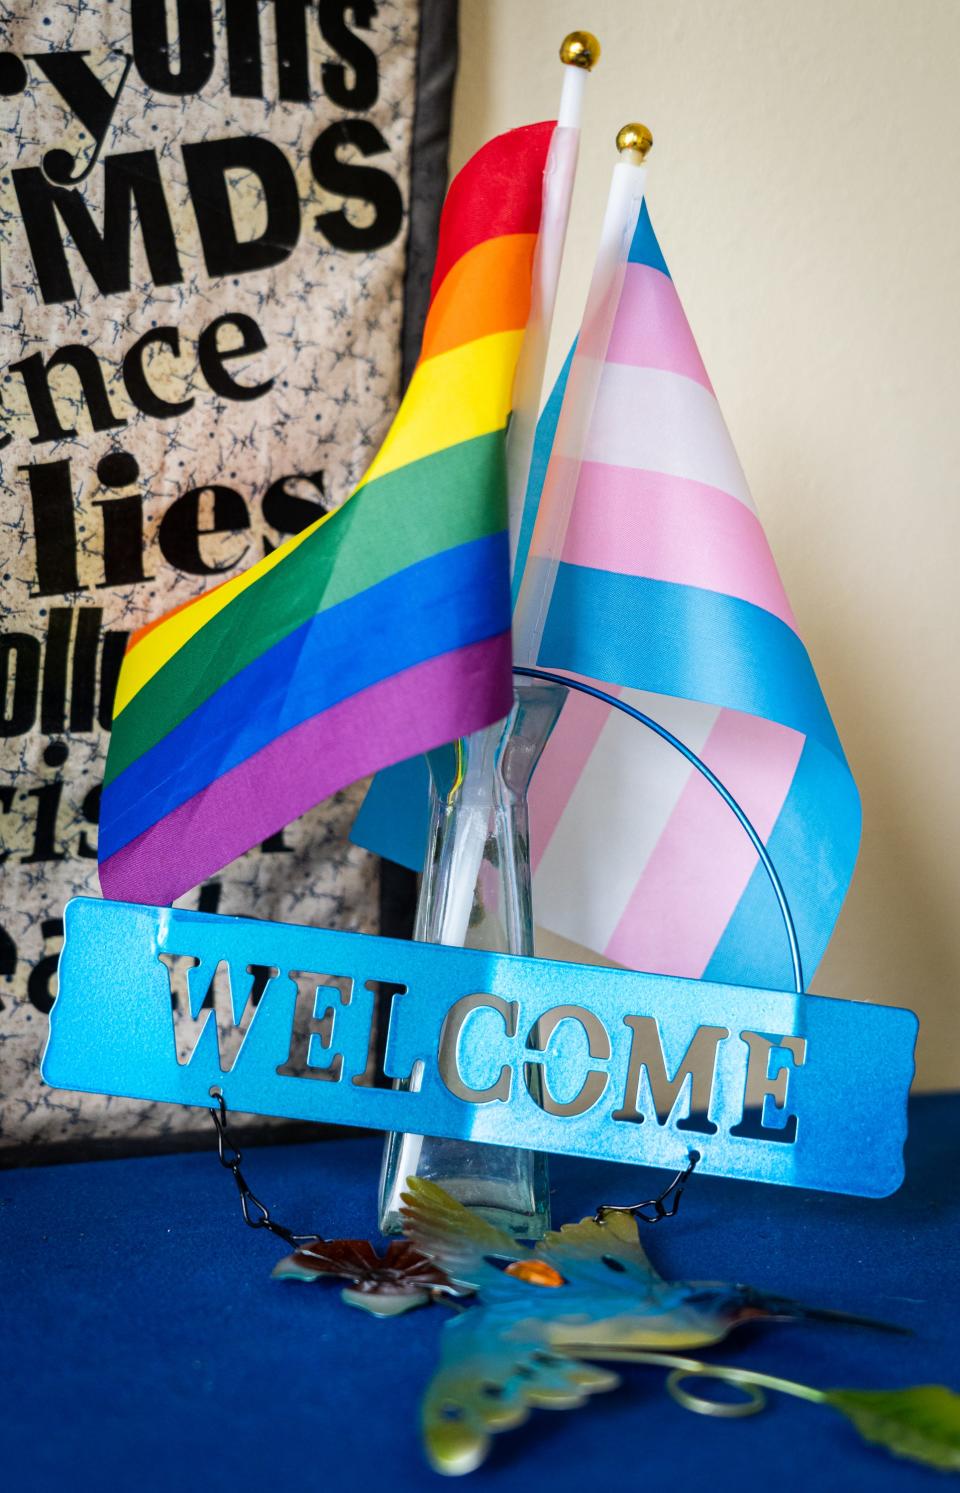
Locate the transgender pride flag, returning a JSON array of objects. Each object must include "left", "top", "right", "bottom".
[
  {"left": 356, "top": 202, "right": 860, "bottom": 994},
  {"left": 513, "top": 202, "right": 860, "bottom": 991}
]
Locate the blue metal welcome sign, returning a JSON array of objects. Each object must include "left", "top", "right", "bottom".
[{"left": 43, "top": 898, "right": 917, "bottom": 1198}]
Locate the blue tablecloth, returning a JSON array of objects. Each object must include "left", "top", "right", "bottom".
[{"left": 3, "top": 1094, "right": 958, "bottom": 1491}]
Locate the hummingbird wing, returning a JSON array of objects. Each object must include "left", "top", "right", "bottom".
[
  {"left": 422, "top": 1307, "right": 619, "bottom": 1476},
  {"left": 400, "top": 1176, "right": 531, "bottom": 1291},
  {"left": 401, "top": 1182, "right": 628, "bottom": 1472},
  {"left": 536, "top": 1209, "right": 666, "bottom": 1287}
]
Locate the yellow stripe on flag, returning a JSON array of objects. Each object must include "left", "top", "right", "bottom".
[{"left": 358, "top": 330, "right": 523, "bottom": 491}]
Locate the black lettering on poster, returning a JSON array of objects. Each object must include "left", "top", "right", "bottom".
[
  {"left": 1, "top": 0, "right": 406, "bottom": 1026},
  {"left": 13, "top": 150, "right": 182, "bottom": 305},
  {"left": 312, "top": 119, "right": 403, "bottom": 251}
]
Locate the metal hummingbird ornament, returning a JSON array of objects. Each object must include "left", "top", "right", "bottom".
[
  {"left": 397, "top": 1179, "right": 912, "bottom": 1474},
  {"left": 267, "top": 1163, "right": 960, "bottom": 1477}
]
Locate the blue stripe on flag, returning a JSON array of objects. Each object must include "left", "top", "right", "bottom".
[
  {"left": 704, "top": 738, "right": 861, "bottom": 990},
  {"left": 628, "top": 201, "right": 671, "bottom": 277},
  {"left": 536, "top": 561, "right": 846, "bottom": 763},
  {"left": 101, "top": 534, "right": 509, "bottom": 861},
  {"left": 511, "top": 341, "right": 575, "bottom": 610},
  {"left": 352, "top": 755, "right": 431, "bottom": 871}
]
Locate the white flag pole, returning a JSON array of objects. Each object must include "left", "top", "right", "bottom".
[
  {"left": 505, "top": 31, "right": 600, "bottom": 582},
  {"left": 379, "top": 53, "right": 604, "bottom": 1226},
  {"left": 512, "top": 123, "right": 654, "bottom": 669},
  {"left": 431, "top": 34, "right": 601, "bottom": 954}
]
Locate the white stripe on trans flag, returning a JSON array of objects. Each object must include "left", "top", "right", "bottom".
[
  {"left": 530, "top": 688, "right": 720, "bottom": 955},
  {"left": 569, "top": 363, "right": 756, "bottom": 513}
]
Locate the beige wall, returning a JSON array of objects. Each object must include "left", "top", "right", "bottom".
[{"left": 451, "top": 0, "right": 960, "bottom": 1089}]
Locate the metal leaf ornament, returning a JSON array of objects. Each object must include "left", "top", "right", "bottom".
[
  {"left": 398, "top": 1179, "right": 960, "bottom": 1478},
  {"left": 272, "top": 1236, "right": 458, "bottom": 1317},
  {"left": 823, "top": 1387, "right": 960, "bottom": 1471}
]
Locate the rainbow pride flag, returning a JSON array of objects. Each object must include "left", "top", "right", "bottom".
[
  {"left": 98, "top": 122, "right": 555, "bottom": 906},
  {"left": 356, "top": 204, "right": 861, "bottom": 993}
]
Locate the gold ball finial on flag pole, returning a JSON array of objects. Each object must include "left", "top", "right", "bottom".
[
  {"left": 560, "top": 31, "right": 601, "bottom": 69},
  {"left": 616, "top": 123, "right": 654, "bottom": 161}
]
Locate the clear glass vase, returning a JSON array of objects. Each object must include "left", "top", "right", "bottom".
[{"left": 378, "top": 674, "right": 566, "bottom": 1237}]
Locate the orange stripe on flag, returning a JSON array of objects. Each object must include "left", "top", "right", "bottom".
[{"left": 420, "top": 233, "right": 536, "bottom": 363}]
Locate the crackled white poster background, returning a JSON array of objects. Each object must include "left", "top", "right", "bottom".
[{"left": 0, "top": 0, "right": 423, "bottom": 1151}]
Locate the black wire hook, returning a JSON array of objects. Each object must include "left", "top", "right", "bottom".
[
  {"left": 208, "top": 1087, "right": 319, "bottom": 1249},
  {"left": 594, "top": 1150, "right": 700, "bottom": 1225}
]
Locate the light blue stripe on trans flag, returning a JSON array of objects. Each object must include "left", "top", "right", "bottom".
[
  {"left": 705, "top": 738, "right": 861, "bottom": 991},
  {"left": 628, "top": 200, "right": 671, "bottom": 275},
  {"left": 537, "top": 562, "right": 846, "bottom": 764}
]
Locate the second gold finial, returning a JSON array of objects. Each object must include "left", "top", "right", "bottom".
[
  {"left": 560, "top": 31, "right": 600, "bottom": 70},
  {"left": 616, "top": 123, "right": 654, "bottom": 160}
]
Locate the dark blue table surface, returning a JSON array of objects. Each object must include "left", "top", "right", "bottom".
[{"left": 2, "top": 1094, "right": 958, "bottom": 1492}]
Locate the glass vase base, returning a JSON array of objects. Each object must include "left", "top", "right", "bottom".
[
  {"left": 378, "top": 1132, "right": 550, "bottom": 1239},
  {"left": 376, "top": 678, "right": 566, "bottom": 1241}
]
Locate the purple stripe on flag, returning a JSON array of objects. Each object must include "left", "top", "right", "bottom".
[
  {"left": 604, "top": 709, "right": 804, "bottom": 975},
  {"left": 100, "top": 634, "right": 513, "bottom": 907},
  {"left": 560, "top": 463, "right": 798, "bottom": 631},
  {"left": 606, "top": 262, "right": 713, "bottom": 391}
]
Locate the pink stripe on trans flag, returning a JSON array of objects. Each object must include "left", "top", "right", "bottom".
[
  {"left": 606, "top": 262, "right": 713, "bottom": 391},
  {"left": 560, "top": 463, "right": 798, "bottom": 631},
  {"left": 529, "top": 677, "right": 618, "bottom": 872},
  {"left": 605, "top": 709, "right": 805, "bottom": 976}
]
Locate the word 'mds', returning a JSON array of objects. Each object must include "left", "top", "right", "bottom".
[{"left": 0, "top": 2, "right": 402, "bottom": 307}]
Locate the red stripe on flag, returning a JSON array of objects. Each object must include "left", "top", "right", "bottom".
[{"left": 429, "top": 121, "right": 554, "bottom": 304}]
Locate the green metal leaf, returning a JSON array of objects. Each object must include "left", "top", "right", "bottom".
[{"left": 824, "top": 1386, "right": 960, "bottom": 1471}]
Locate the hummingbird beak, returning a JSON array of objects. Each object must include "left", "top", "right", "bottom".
[
  {"left": 685, "top": 1283, "right": 910, "bottom": 1336},
  {"left": 736, "top": 1288, "right": 911, "bottom": 1337},
  {"left": 779, "top": 1301, "right": 912, "bottom": 1336}
]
